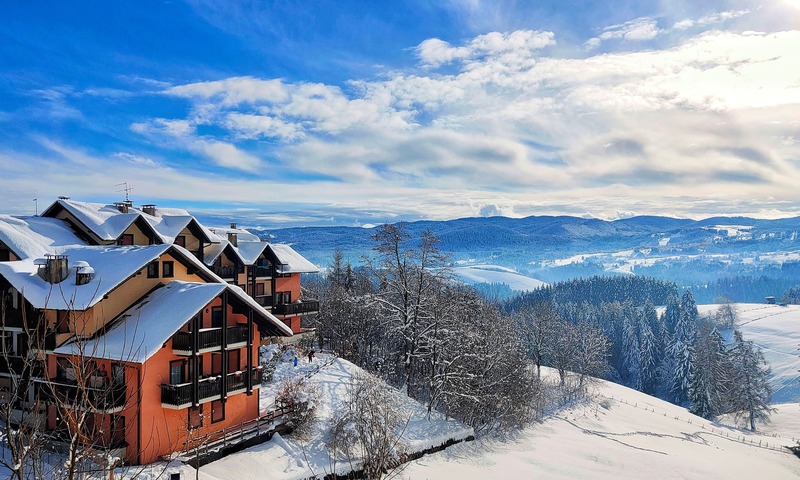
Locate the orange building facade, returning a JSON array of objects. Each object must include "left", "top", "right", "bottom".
[{"left": 0, "top": 198, "right": 320, "bottom": 465}]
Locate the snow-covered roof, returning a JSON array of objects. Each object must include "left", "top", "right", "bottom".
[
  {"left": 44, "top": 199, "right": 149, "bottom": 242},
  {"left": 0, "top": 215, "right": 85, "bottom": 260},
  {"left": 236, "top": 241, "right": 269, "bottom": 265},
  {"left": 0, "top": 245, "right": 172, "bottom": 310},
  {"left": 267, "top": 244, "right": 320, "bottom": 274},
  {"left": 137, "top": 210, "right": 218, "bottom": 244},
  {"left": 53, "top": 281, "right": 223, "bottom": 363},
  {"left": 208, "top": 226, "right": 261, "bottom": 243},
  {"left": 54, "top": 280, "right": 292, "bottom": 363},
  {"left": 203, "top": 239, "right": 246, "bottom": 266}
]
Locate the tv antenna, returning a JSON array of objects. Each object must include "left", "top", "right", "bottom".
[
  {"left": 115, "top": 182, "right": 133, "bottom": 201},
  {"left": 33, "top": 198, "right": 38, "bottom": 216}
]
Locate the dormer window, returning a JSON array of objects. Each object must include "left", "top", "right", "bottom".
[{"left": 175, "top": 236, "right": 186, "bottom": 247}]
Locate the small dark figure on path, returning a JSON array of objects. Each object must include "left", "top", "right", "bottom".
[{"left": 308, "top": 350, "right": 315, "bottom": 363}]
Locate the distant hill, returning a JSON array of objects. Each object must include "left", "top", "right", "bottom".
[{"left": 250, "top": 215, "right": 800, "bottom": 299}]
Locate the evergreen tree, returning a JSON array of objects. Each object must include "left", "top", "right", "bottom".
[
  {"left": 637, "top": 309, "right": 659, "bottom": 395},
  {"left": 726, "top": 330, "right": 774, "bottom": 431},
  {"left": 669, "top": 291, "right": 698, "bottom": 403},
  {"left": 689, "top": 326, "right": 725, "bottom": 419},
  {"left": 622, "top": 313, "right": 641, "bottom": 389},
  {"left": 662, "top": 295, "right": 681, "bottom": 336}
]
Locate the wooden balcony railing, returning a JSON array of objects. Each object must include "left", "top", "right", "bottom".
[
  {"left": 273, "top": 300, "right": 320, "bottom": 316},
  {"left": 162, "top": 367, "right": 262, "bottom": 409},
  {"left": 172, "top": 325, "right": 250, "bottom": 353},
  {"left": 48, "top": 379, "right": 128, "bottom": 412}
]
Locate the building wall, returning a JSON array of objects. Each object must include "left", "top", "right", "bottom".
[
  {"left": 136, "top": 302, "right": 261, "bottom": 464},
  {"left": 52, "top": 252, "right": 207, "bottom": 342}
]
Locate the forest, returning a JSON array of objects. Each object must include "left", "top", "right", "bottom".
[{"left": 306, "top": 225, "right": 775, "bottom": 434}]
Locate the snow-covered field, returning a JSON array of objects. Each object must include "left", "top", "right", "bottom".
[
  {"left": 183, "top": 353, "right": 473, "bottom": 480},
  {"left": 398, "top": 374, "right": 800, "bottom": 480},
  {"left": 698, "top": 303, "right": 800, "bottom": 403},
  {"left": 451, "top": 264, "right": 547, "bottom": 291}
]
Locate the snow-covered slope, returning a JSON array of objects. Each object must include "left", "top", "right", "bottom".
[
  {"left": 698, "top": 303, "right": 800, "bottom": 403},
  {"left": 186, "top": 354, "right": 472, "bottom": 480},
  {"left": 451, "top": 264, "right": 547, "bottom": 291},
  {"left": 399, "top": 374, "right": 800, "bottom": 480}
]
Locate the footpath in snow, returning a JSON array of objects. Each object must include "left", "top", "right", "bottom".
[{"left": 399, "top": 371, "right": 800, "bottom": 480}]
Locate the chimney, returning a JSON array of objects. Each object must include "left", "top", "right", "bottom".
[
  {"left": 142, "top": 204, "right": 157, "bottom": 216},
  {"left": 73, "top": 261, "right": 95, "bottom": 286},
  {"left": 228, "top": 223, "right": 239, "bottom": 246},
  {"left": 114, "top": 202, "right": 129, "bottom": 213},
  {"left": 58, "top": 196, "right": 70, "bottom": 200},
  {"left": 36, "top": 254, "right": 69, "bottom": 284}
]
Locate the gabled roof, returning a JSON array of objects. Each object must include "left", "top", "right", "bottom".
[
  {"left": 203, "top": 239, "right": 246, "bottom": 266},
  {"left": 42, "top": 199, "right": 162, "bottom": 244},
  {"left": 54, "top": 280, "right": 292, "bottom": 363},
  {"left": 0, "top": 215, "right": 85, "bottom": 260},
  {"left": 0, "top": 244, "right": 173, "bottom": 310},
  {"left": 236, "top": 241, "right": 269, "bottom": 265},
  {"left": 137, "top": 210, "right": 217, "bottom": 244},
  {"left": 266, "top": 244, "right": 320, "bottom": 274}
]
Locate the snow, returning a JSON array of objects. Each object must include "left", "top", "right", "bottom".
[
  {"left": 0, "top": 215, "right": 85, "bottom": 259},
  {"left": 696, "top": 303, "right": 800, "bottom": 403},
  {"left": 268, "top": 244, "right": 320, "bottom": 274},
  {"left": 193, "top": 354, "right": 472, "bottom": 480},
  {"left": 0, "top": 244, "right": 172, "bottom": 310},
  {"left": 658, "top": 237, "right": 670, "bottom": 246},
  {"left": 399, "top": 371, "right": 800, "bottom": 480},
  {"left": 451, "top": 265, "right": 547, "bottom": 291},
  {"left": 53, "top": 281, "right": 227, "bottom": 363},
  {"left": 236, "top": 240, "right": 269, "bottom": 265},
  {"left": 51, "top": 199, "right": 144, "bottom": 241}
]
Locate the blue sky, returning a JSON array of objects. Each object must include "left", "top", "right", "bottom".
[{"left": 1, "top": 1, "right": 799, "bottom": 227}]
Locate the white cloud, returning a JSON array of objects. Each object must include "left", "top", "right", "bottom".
[
  {"left": 415, "top": 30, "right": 555, "bottom": 68},
  {"left": 196, "top": 140, "right": 262, "bottom": 173},
  {"left": 585, "top": 17, "right": 662, "bottom": 49},
  {"left": 673, "top": 9, "right": 751, "bottom": 30},
  {"left": 107, "top": 17, "right": 800, "bottom": 221}
]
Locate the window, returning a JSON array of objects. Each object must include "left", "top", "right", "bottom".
[
  {"left": 147, "top": 261, "right": 159, "bottom": 278},
  {"left": 162, "top": 261, "right": 174, "bottom": 278},
  {"left": 227, "top": 349, "right": 240, "bottom": 374},
  {"left": 211, "top": 400, "right": 224, "bottom": 423},
  {"left": 256, "top": 283, "right": 265, "bottom": 297},
  {"left": 0, "top": 331, "right": 13, "bottom": 355},
  {"left": 117, "top": 234, "right": 134, "bottom": 246},
  {"left": 111, "top": 363, "right": 125, "bottom": 386},
  {"left": 57, "top": 311, "right": 71, "bottom": 333},
  {"left": 175, "top": 235, "right": 186, "bottom": 247},
  {"left": 111, "top": 415, "right": 126, "bottom": 445},
  {"left": 189, "top": 405, "right": 203, "bottom": 429},
  {"left": 169, "top": 360, "right": 184, "bottom": 385},
  {"left": 211, "top": 307, "right": 223, "bottom": 329}
]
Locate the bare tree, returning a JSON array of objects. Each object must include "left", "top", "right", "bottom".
[{"left": 327, "top": 374, "right": 409, "bottom": 480}]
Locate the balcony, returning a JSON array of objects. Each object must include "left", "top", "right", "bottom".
[
  {"left": 253, "top": 265, "right": 272, "bottom": 278},
  {"left": 210, "top": 265, "right": 242, "bottom": 279},
  {"left": 161, "top": 367, "right": 261, "bottom": 409},
  {"left": 48, "top": 378, "right": 128, "bottom": 413},
  {"left": 226, "top": 367, "right": 263, "bottom": 394},
  {"left": 272, "top": 300, "right": 320, "bottom": 316},
  {"left": 161, "top": 376, "right": 222, "bottom": 409},
  {"left": 0, "top": 355, "right": 45, "bottom": 377},
  {"left": 172, "top": 325, "right": 250, "bottom": 355},
  {"left": 255, "top": 295, "right": 273, "bottom": 307}
]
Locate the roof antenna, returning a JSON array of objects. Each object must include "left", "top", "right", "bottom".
[
  {"left": 115, "top": 182, "right": 133, "bottom": 201},
  {"left": 33, "top": 198, "right": 38, "bottom": 216}
]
